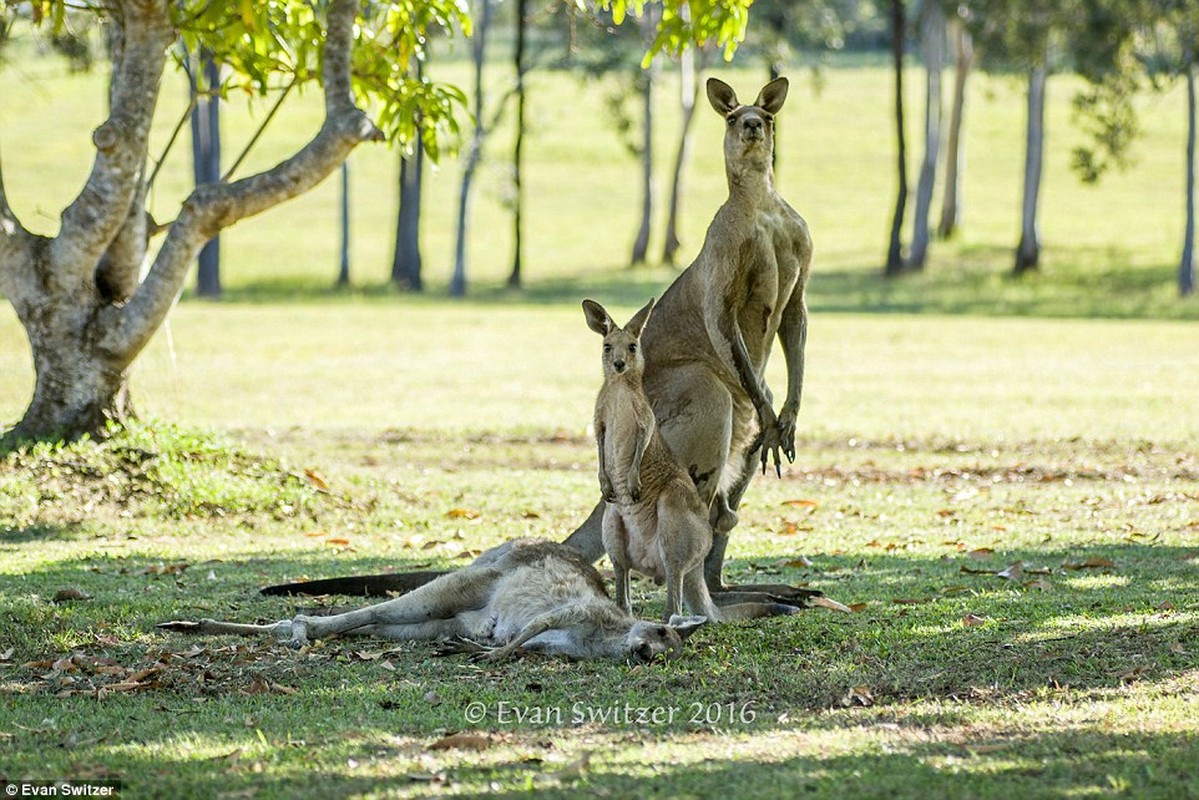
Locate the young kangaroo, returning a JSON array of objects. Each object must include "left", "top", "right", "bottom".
[
  {"left": 585, "top": 298, "right": 797, "bottom": 625},
  {"left": 159, "top": 538, "right": 705, "bottom": 662}
]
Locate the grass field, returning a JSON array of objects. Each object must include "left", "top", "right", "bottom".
[{"left": 1, "top": 43, "right": 1198, "bottom": 800}]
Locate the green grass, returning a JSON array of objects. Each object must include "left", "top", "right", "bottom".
[
  {"left": 1, "top": 43, "right": 1198, "bottom": 800},
  {"left": 2, "top": 307, "right": 1198, "bottom": 798}
]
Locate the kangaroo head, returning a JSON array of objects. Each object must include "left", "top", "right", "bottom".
[
  {"left": 582, "top": 298, "right": 655, "bottom": 379},
  {"left": 707, "top": 77, "right": 788, "bottom": 176},
  {"left": 622, "top": 615, "right": 707, "bottom": 662}
]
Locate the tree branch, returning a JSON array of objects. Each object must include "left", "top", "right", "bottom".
[
  {"left": 50, "top": 1, "right": 173, "bottom": 282},
  {"left": 103, "top": 0, "right": 381, "bottom": 361}
]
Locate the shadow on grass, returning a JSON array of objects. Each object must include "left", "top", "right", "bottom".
[{"left": 191, "top": 250, "right": 1199, "bottom": 321}]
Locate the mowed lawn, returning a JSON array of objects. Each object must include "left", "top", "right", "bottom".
[{"left": 1, "top": 44, "right": 1199, "bottom": 800}]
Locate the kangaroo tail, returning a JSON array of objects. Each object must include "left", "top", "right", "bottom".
[
  {"left": 713, "top": 602, "right": 801, "bottom": 622},
  {"left": 259, "top": 570, "right": 449, "bottom": 597}
]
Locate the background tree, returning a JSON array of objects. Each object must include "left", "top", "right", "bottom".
[
  {"left": 393, "top": 58, "right": 427, "bottom": 291},
  {"left": 906, "top": 0, "right": 947, "bottom": 271},
  {"left": 0, "top": 0, "right": 470, "bottom": 443},
  {"left": 937, "top": 8, "right": 972, "bottom": 238},
  {"left": 188, "top": 50, "right": 221, "bottom": 298},
  {"left": 508, "top": 0, "right": 531, "bottom": 289},
  {"left": 884, "top": 0, "right": 909, "bottom": 275}
]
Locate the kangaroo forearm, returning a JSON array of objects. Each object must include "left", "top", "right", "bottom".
[
  {"left": 721, "top": 311, "right": 772, "bottom": 415},
  {"left": 779, "top": 302, "right": 808, "bottom": 410}
]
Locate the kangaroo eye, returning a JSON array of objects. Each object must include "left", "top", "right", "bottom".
[
  {"left": 726, "top": 116, "right": 736, "bottom": 126},
  {"left": 628, "top": 344, "right": 637, "bottom": 353},
  {"left": 603, "top": 344, "right": 612, "bottom": 353}
]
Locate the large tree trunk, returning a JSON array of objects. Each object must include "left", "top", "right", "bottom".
[
  {"left": 1180, "top": 64, "right": 1196, "bottom": 297},
  {"left": 451, "top": 0, "right": 493, "bottom": 298},
  {"left": 508, "top": 0, "right": 529, "bottom": 289},
  {"left": 884, "top": 0, "right": 909, "bottom": 276},
  {"left": 1015, "top": 64, "right": 1048, "bottom": 276},
  {"left": 0, "top": 0, "right": 381, "bottom": 444},
  {"left": 937, "top": 17, "right": 972, "bottom": 239},
  {"left": 662, "top": 45, "right": 703, "bottom": 267},
  {"left": 190, "top": 51, "right": 221, "bottom": 298},
  {"left": 337, "top": 162, "right": 351, "bottom": 286},
  {"left": 906, "top": 0, "right": 945, "bottom": 271}
]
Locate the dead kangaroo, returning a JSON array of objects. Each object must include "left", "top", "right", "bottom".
[
  {"left": 585, "top": 298, "right": 796, "bottom": 625},
  {"left": 159, "top": 538, "right": 705, "bottom": 662}
]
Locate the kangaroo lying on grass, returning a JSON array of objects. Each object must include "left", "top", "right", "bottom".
[
  {"left": 586, "top": 298, "right": 797, "bottom": 624},
  {"left": 260, "top": 77, "right": 815, "bottom": 607},
  {"left": 160, "top": 538, "right": 706, "bottom": 662}
]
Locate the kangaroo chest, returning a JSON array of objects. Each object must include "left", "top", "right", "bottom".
[
  {"left": 736, "top": 205, "right": 804, "bottom": 362},
  {"left": 598, "top": 383, "right": 655, "bottom": 489}
]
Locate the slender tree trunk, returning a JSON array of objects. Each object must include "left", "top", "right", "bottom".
[
  {"left": 938, "top": 17, "right": 972, "bottom": 239},
  {"left": 906, "top": 0, "right": 945, "bottom": 271},
  {"left": 1015, "top": 64, "right": 1048, "bottom": 276},
  {"left": 191, "top": 52, "right": 221, "bottom": 298},
  {"left": 508, "top": 0, "right": 529, "bottom": 289},
  {"left": 884, "top": 0, "right": 909, "bottom": 276},
  {"left": 392, "top": 59, "right": 424, "bottom": 291},
  {"left": 337, "top": 162, "right": 350, "bottom": 286},
  {"left": 1181, "top": 64, "right": 1196, "bottom": 297},
  {"left": 662, "top": 46, "right": 703, "bottom": 266},
  {"left": 393, "top": 148, "right": 423, "bottom": 290},
  {"left": 451, "top": 0, "right": 492, "bottom": 297},
  {"left": 630, "top": 9, "right": 659, "bottom": 267}
]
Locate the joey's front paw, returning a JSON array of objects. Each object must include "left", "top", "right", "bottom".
[
  {"left": 627, "top": 477, "right": 643, "bottom": 503},
  {"left": 600, "top": 475, "right": 617, "bottom": 504}
]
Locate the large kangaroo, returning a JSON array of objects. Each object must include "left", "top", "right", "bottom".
[
  {"left": 585, "top": 298, "right": 797, "bottom": 624},
  {"left": 259, "top": 77, "right": 814, "bottom": 606},
  {"left": 565, "top": 76, "right": 814, "bottom": 602},
  {"left": 160, "top": 538, "right": 706, "bottom": 662}
]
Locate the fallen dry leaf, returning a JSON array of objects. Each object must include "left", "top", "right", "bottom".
[
  {"left": 53, "top": 588, "right": 93, "bottom": 603},
  {"left": 142, "top": 562, "right": 189, "bottom": 576},
  {"left": 778, "top": 556, "right": 814, "bottom": 568},
  {"left": 1024, "top": 578, "right": 1053, "bottom": 592},
  {"left": 967, "top": 547, "right": 995, "bottom": 560},
  {"left": 1063, "top": 557, "right": 1116, "bottom": 570},
  {"left": 325, "top": 538, "right": 351, "bottom": 547},
  {"left": 840, "top": 685, "right": 874, "bottom": 707},
  {"left": 892, "top": 597, "right": 933, "bottom": 605},
  {"left": 811, "top": 596, "right": 853, "bottom": 613},
  {"left": 847, "top": 602, "right": 869, "bottom": 613},
  {"left": 445, "top": 508, "right": 481, "bottom": 520},
  {"left": 428, "top": 732, "right": 492, "bottom": 751},
  {"left": 962, "top": 613, "right": 987, "bottom": 627},
  {"left": 304, "top": 469, "right": 330, "bottom": 491},
  {"left": 782, "top": 499, "right": 820, "bottom": 509},
  {"left": 997, "top": 562, "right": 1024, "bottom": 581}
]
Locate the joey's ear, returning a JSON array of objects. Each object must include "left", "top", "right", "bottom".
[
  {"left": 582, "top": 299, "right": 614, "bottom": 336},
  {"left": 667, "top": 614, "right": 708, "bottom": 641},
  {"left": 706, "top": 78, "right": 739, "bottom": 116},
  {"left": 624, "top": 297, "right": 655, "bottom": 339},
  {"left": 754, "top": 77, "right": 789, "bottom": 115}
]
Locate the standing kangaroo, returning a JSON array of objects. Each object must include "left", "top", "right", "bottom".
[
  {"left": 585, "top": 298, "right": 797, "bottom": 624},
  {"left": 258, "top": 77, "right": 815, "bottom": 607},
  {"left": 160, "top": 539, "right": 706, "bottom": 662},
  {"left": 565, "top": 77, "right": 814, "bottom": 603}
]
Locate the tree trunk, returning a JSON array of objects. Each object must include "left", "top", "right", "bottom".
[
  {"left": 906, "top": 0, "right": 945, "bottom": 271},
  {"left": 1, "top": 0, "right": 382, "bottom": 444},
  {"left": 630, "top": 9, "right": 659, "bottom": 267},
  {"left": 1014, "top": 65, "right": 1048, "bottom": 276},
  {"left": 392, "top": 59, "right": 424, "bottom": 291},
  {"left": 451, "top": 0, "right": 492, "bottom": 298},
  {"left": 884, "top": 0, "right": 909, "bottom": 276},
  {"left": 662, "top": 45, "right": 702, "bottom": 267},
  {"left": 508, "top": 0, "right": 529, "bottom": 289},
  {"left": 337, "top": 161, "right": 351, "bottom": 286},
  {"left": 191, "top": 51, "right": 221, "bottom": 298},
  {"left": 1181, "top": 64, "right": 1196, "bottom": 297},
  {"left": 937, "top": 17, "right": 972, "bottom": 239},
  {"left": 393, "top": 148, "right": 423, "bottom": 290}
]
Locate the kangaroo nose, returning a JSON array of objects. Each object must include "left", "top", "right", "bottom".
[
  {"left": 745, "top": 117, "right": 762, "bottom": 132},
  {"left": 613, "top": 359, "right": 626, "bottom": 371}
]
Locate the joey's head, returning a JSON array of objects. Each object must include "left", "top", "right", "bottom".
[
  {"left": 582, "top": 298, "right": 655, "bottom": 379},
  {"left": 622, "top": 615, "right": 707, "bottom": 662},
  {"left": 707, "top": 77, "right": 789, "bottom": 181}
]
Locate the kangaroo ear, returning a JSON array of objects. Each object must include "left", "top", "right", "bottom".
[
  {"left": 582, "top": 299, "right": 614, "bottom": 336},
  {"left": 754, "top": 77, "right": 789, "bottom": 115},
  {"left": 667, "top": 614, "right": 708, "bottom": 641},
  {"left": 706, "top": 78, "right": 739, "bottom": 116},
  {"left": 624, "top": 297, "right": 655, "bottom": 339}
]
